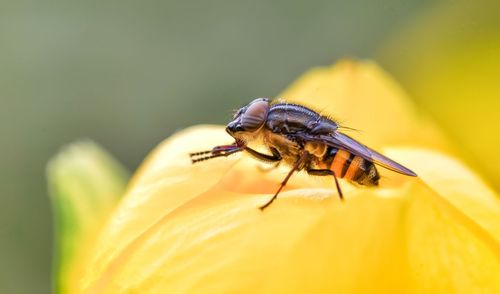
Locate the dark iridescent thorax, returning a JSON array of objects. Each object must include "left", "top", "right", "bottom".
[
  {"left": 261, "top": 102, "right": 337, "bottom": 166},
  {"left": 265, "top": 102, "right": 338, "bottom": 135}
]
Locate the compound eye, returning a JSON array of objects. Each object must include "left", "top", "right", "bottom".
[
  {"left": 240, "top": 99, "right": 270, "bottom": 131},
  {"left": 232, "top": 108, "right": 244, "bottom": 119}
]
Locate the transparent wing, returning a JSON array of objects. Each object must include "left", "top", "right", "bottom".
[{"left": 293, "top": 131, "right": 417, "bottom": 176}]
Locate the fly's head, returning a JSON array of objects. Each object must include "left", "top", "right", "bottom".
[{"left": 226, "top": 98, "right": 270, "bottom": 145}]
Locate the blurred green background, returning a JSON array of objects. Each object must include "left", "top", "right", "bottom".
[{"left": 3, "top": 0, "right": 500, "bottom": 293}]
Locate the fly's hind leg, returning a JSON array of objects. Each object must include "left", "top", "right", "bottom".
[{"left": 306, "top": 169, "right": 344, "bottom": 201}]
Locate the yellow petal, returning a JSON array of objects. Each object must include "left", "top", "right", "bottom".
[
  {"left": 379, "top": 1, "right": 500, "bottom": 191},
  {"left": 386, "top": 148, "right": 500, "bottom": 291},
  {"left": 386, "top": 148, "right": 500, "bottom": 244},
  {"left": 46, "top": 141, "right": 129, "bottom": 294},
  {"left": 80, "top": 127, "right": 500, "bottom": 293},
  {"left": 280, "top": 60, "right": 451, "bottom": 152}
]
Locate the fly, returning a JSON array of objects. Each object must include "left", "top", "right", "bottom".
[{"left": 190, "top": 98, "right": 417, "bottom": 210}]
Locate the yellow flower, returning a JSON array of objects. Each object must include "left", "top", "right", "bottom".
[{"left": 48, "top": 61, "right": 500, "bottom": 293}]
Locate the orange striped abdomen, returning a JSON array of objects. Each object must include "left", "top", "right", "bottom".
[{"left": 326, "top": 148, "right": 379, "bottom": 186}]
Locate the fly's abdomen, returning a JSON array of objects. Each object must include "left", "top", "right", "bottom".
[{"left": 325, "top": 148, "right": 379, "bottom": 186}]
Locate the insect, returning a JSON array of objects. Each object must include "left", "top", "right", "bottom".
[{"left": 190, "top": 98, "right": 417, "bottom": 210}]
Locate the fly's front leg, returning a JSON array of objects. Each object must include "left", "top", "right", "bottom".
[
  {"left": 244, "top": 147, "right": 282, "bottom": 163},
  {"left": 306, "top": 169, "right": 344, "bottom": 201},
  {"left": 244, "top": 147, "right": 282, "bottom": 172},
  {"left": 190, "top": 143, "right": 243, "bottom": 163}
]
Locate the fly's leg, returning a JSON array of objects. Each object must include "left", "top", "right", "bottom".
[
  {"left": 243, "top": 146, "right": 282, "bottom": 172},
  {"left": 257, "top": 161, "right": 281, "bottom": 173},
  {"left": 259, "top": 151, "right": 309, "bottom": 211},
  {"left": 190, "top": 143, "right": 243, "bottom": 163},
  {"left": 306, "top": 169, "right": 344, "bottom": 201},
  {"left": 245, "top": 147, "right": 281, "bottom": 162}
]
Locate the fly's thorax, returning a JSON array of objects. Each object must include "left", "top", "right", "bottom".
[
  {"left": 265, "top": 103, "right": 338, "bottom": 135},
  {"left": 261, "top": 128, "right": 301, "bottom": 164}
]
